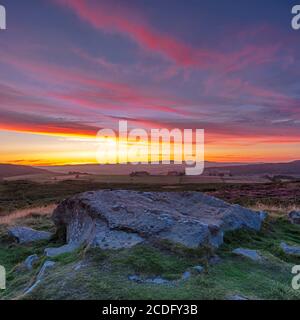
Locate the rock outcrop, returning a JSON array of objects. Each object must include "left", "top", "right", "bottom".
[
  {"left": 280, "top": 242, "right": 300, "bottom": 257},
  {"left": 288, "top": 211, "right": 300, "bottom": 225},
  {"left": 24, "top": 254, "right": 39, "bottom": 271},
  {"left": 8, "top": 226, "right": 52, "bottom": 244},
  {"left": 52, "top": 190, "right": 266, "bottom": 250},
  {"left": 44, "top": 243, "right": 79, "bottom": 258},
  {"left": 232, "top": 248, "right": 262, "bottom": 262}
]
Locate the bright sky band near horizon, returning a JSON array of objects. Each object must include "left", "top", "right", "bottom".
[{"left": 1, "top": 0, "right": 300, "bottom": 166}]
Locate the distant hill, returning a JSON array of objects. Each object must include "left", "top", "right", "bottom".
[
  {"left": 0, "top": 164, "right": 50, "bottom": 179},
  {"left": 206, "top": 160, "right": 300, "bottom": 176},
  {"left": 38, "top": 161, "right": 247, "bottom": 176}
]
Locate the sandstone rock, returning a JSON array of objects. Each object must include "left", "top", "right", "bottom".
[
  {"left": 232, "top": 248, "right": 262, "bottom": 262},
  {"left": 8, "top": 226, "right": 52, "bottom": 244},
  {"left": 24, "top": 254, "right": 39, "bottom": 270},
  {"left": 288, "top": 211, "right": 300, "bottom": 225},
  {"left": 44, "top": 243, "right": 79, "bottom": 257},
  {"left": 280, "top": 242, "right": 300, "bottom": 256},
  {"left": 52, "top": 190, "right": 265, "bottom": 250}
]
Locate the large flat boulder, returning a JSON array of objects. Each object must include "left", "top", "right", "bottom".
[{"left": 52, "top": 190, "right": 266, "bottom": 250}]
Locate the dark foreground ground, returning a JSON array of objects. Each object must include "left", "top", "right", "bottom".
[{"left": 0, "top": 179, "right": 300, "bottom": 300}]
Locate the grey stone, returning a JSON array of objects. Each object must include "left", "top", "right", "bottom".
[
  {"left": 128, "top": 274, "right": 170, "bottom": 285},
  {"left": 24, "top": 254, "right": 39, "bottom": 270},
  {"left": 8, "top": 226, "right": 51, "bottom": 244},
  {"left": 192, "top": 265, "right": 204, "bottom": 273},
  {"left": 182, "top": 271, "right": 191, "bottom": 280},
  {"left": 44, "top": 243, "right": 79, "bottom": 257},
  {"left": 232, "top": 248, "right": 262, "bottom": 262},
  {"left": 145, "top": 276, "right": 170, "bottom": 285},
  {"left": 280, "top": 242, "right": 300, "bottom": 256},
  {"left": 52, "top": 190, "right": 265, "bottom": 250},
  {"left": 24, "top": 260, "right": 55, "bottom": 295},
  {"left": 128, "top": 275, "right": 142, "bottom": 283},
  {"left": 288, "top": 211, "right": 300, "bottom": 225}
]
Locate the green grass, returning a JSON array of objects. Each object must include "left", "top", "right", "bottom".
[{"left": 1, "top": 184, "right": 300, "bottom": 300}]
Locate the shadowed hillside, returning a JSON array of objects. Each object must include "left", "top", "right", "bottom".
[{"left": 0, "top": 164, "right": 50, "bottom": 179}]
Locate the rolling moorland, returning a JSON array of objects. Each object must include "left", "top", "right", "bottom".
[{"left": 0, "top": 162, "right": 300, "bottom": 300}]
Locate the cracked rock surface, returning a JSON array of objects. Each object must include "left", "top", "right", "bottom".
[{"left": 52, "top": 190, "right": 266, "bottom": 250}]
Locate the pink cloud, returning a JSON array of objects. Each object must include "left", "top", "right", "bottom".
[{"left": 53, "top": 0, "right": 280, "bottom": 73}]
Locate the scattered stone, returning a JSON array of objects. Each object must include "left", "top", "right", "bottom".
[
  {"left": 36, "top": 260, "right": 55, "bottom": 281},
  {"left": 8, "top": 226, "right": 52, "bottom": 244},
  {"left": 192, "top": 265, "right": 204, "bottom": 273},
  {"left": 24, "top": 254, "right": 39, "bottom": 271},
  {"left": 145, "top": 276, "right": 170, "bottom": 285},
  {"left": 227, "top": 294, "right": 249, "bottom": 300},
  {"left": 232, "top": 248, "right": 262, "bottom": 262},
  {"left": 52, "top": 190, "right": 265, "bottom": 250},
  {"left": 128, "top": 274, "right": 170, "bottom": 285},
  {"left": 24, "top": 260, "right": 55, "bottom": 295},
  {"left": 280, "top": 242, "right": 300, "bottom": 257},
  {"left": 182, "top": 271, "right": 191, "bottom": 280},
  {"left": 288, "top": 211, "right": 300, "bottom": 225},
  {"left": 128, "top": 275, "right": 142, "bottom": 283},
  {"left": 44, "top": 243, "right": 79, "bottom": 257}
]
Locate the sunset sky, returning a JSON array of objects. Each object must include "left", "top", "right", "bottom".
[{"left": 1, "top": 0, "right": 300, "bottom": 165}]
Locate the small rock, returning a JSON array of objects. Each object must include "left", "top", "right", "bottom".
[
  {"left": 24, "top": 260, "right": 55, "bottom": 295},
  {"left": 232, "top": 248, "right": 262, "bottom": 262},
  {"left": 146, "top": 276, "right": 170, "bottom": 285},
  {"left": 24, "top": 254, "right": 39, "bottom": 271},
  {"left": 36, "top": 260, "right": 55, "bottom": 281},
  {"left": 288, "top": 211, "right": 300, "bottom": 225},
  {"left": 128, "top": 275, "right": 142, "bottom": 283},
  {"left": 192, "top": 265, "right": 204, "bottom": 273},
  {"left": 9, "top": 226, "right": 51, "bottom": 244},
  {"left": 44, "top": 243, "right": 79, "bottom": 257},
  {"left": 227, "top": 294, "right": 249, "bottom": 300},
  {"left": 128, "top": 274, "right": 170, "bottom": 285},
  {"left": 280, "top": 242, "right": 300, "bottom": 257},
  {"left": 182, "top": 271, "right": 191, "bottom": 280}
]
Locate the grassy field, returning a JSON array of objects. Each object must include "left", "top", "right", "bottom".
[
  {"left": 1, "top": 178, "right": 300, "bottom": 214},
  {"left": 0, "top": 179, "right": 300, "bottom": 300}
]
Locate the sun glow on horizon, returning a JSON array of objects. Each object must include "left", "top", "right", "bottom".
[{"left": 1, "top": 129, "right": 300, "bottom": 167}]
